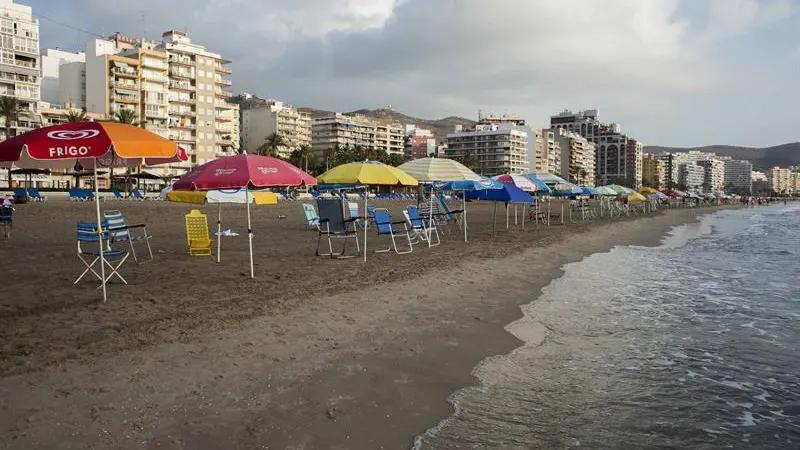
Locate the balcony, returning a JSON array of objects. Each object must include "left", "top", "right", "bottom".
[
  {"left": 114, "top": 94, "right": 139, "bottom": 104},
  {"left": 169, "top": 81, "right": 195, "bottom": 91},
  {"left": 214, "top": 114, "right": 232, "bottom": 122},
  {"left": 169, "top": 109, "right": 196, "bottom": 117},
  {"left": 169, "top": 133, "right": 194, "bottom": 143},
  {"left": 142, "top": 59, "right": 167, "bottom": 70},
  {"left": 170, "top": 96, "right": 196, "bottom": 104},
  {"left": 172, "top": 122, "right": 196, "bottom": 129},
  {"left": 214, "top": 90, "right": 232, "bottom": 98},
  {"left": 145, "top": 109, "right": 168, "bottom": 119},
  {"left": 113, "top": 67, "right": 138, "bottom": 77},
  {"left": 215, "top": 64, "right": 232, "bottom": 74},
  {"left": 169, "top": 56, "right": 193, "bottom": 67},
  {"left": 214, "top": 77, "right": 232, "bottom": 86},
  {"left": 169, "top": 68, "right": 193, "bottom": 79},
  {"left": 111, "top": 80, "right": 139, "bottom": 90}
]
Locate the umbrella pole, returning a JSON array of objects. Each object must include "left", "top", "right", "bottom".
[
  {"left": 217, "top": 203, "right": 221, "bottom": 263},
  {"left": 428, "top": 186, "right": 433, "bottom": 248},
  {"left": 492, "top": 202, "right": 497, "bottom": 236},
  {"left": 522, "top": 204, "right": 526, "bottom": 229},
  {"left": 506, "top": 203, "right": 509, "bottom": 230},
  {"left": 363, "top": 187, "right": 368, "bottom": 263},
  {"left": 462, "top": 194, "right": 468, "bottom": 242},
  {"left": 93, "top": 160, "right": 107, "bottom": 303},
  {"left": 246, "top": 189, "right": 254, "bottom": 279}
]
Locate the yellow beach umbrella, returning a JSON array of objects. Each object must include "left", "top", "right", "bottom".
[
  {"left": 317, "top": 161, "right": 418, "bottom": 262},
  {"left": 626, "top": 192, "right": 648, "bottom": 202},
  {"left": 638, "top": 186, "right": 658, "bottom": 195}
]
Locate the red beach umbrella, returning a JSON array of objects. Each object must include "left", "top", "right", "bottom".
[{"left": 172, "top": 153, "right": 317, "bottom": 278}]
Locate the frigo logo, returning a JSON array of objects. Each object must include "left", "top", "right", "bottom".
[{"left": 47, "top": 129, "right": 100, "bottom": 140}]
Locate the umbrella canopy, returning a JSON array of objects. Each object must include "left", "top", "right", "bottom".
[
  {"left": 621, "top": 192, "right": 648, "bottom": 202},
  {"left": 606, "top": 184, "right": 636, "bottom": 195},
  {"left": 396, "top": 157, "right": 480, "bottom": 182},
  {"left": 580, "top": 186, "right": 599, "bottom": 196},
  {"left": 173, "top": 153, "right": 317, "bottom": 191},
  {"left": 522, "top": 172, "right": 580, "bottom": 196},
  {"left": 465, "top": 184, "right": 534, "bottom": 203},
  {"left": 0, "top": 121, "right": 186, "bottom": 170},
  {"left": 594, "top": 186, "right": 618, "bottom": 196},
  {"left": 492, "top": 174, "right": 547, "bottom": 193},
  {"left": 317, "top": 160, "right": 418, "bottom": 186},
  {"left": 638, "top": 186, "right": 659, "bottom": 195},
  {"left": 168, "top": 189, "right": 279, "bottom": 205}
]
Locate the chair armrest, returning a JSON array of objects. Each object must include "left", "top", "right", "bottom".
[
  {"left": 391, "top": 220, "right": 406, "bottom": 225},
  {"left": 126, "top": 223, "right": 147, "bottom": 229},
  {"left": 319, "top": 218, "right": 331, "bottom": 223},
  {"left": 449, "top": 209, "right": 465, "bottom": 214},
  {"left": 344, "top": 217, "right": 359, "bottom": 223}
]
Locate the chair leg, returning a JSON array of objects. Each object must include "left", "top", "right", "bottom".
[
  {"left": 429, "top": 225, "right": 441, "bottom": 246},
  {"left": 100, "top": 255, "right": 129, "bottom": 286},
  {"left": 75, "top": 255, "right": 101, "bottom": 284}
]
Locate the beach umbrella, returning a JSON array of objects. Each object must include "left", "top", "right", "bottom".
[
  {"left": 0, "top": 121, "right": 186, "bottom": 302},
  {"left": 317, "top": 161, "right": 418, "bottom": 262},
  {"left": 397, "top": 157, "right": 486, "bottom": 245},
  {"left": 491, "top": 174, "right": 540, "bottom": 192},
  {"left": 594, "top": 186, "right": 618, "bottom": 196},
  {"left": 427, "top": 177, "right": 504, "bottom": 241},
  {"left": 621, "top": 192, "right": 648, "bottom": 203},
  {"left": 580, "top": 186, "right": 599, "bottom": 196},
  {"left": 638, "top": 186, "right": 659, "bottom": 195},
  {"left": 606, "top": 184, "right": 636, "bottom": 195},
  {"left": 173, "top": 153, "right": 316, "bottom": 278},
  {"left": 168, "top": 188, "right": 278, "bottom": 265},
  {"left": 465, "top": 184, "right": 534, "bottom": 234}
]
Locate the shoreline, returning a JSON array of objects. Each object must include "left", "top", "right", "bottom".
[{"left": 0, "top": 205, "right": 738, "bottom": 449}]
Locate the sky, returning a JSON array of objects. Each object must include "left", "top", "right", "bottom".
[{"left": 26, "top": 0, "right": 800, "bottom": 147}]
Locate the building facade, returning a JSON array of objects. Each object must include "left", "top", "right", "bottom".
[
  {"left": 311, "top": 113, "right": 404, "bottom": 159},
  {"left": 0, "top": 0, "right": 40, "bottom": 140},
  {"left": 768, "top": 166, "right": 792, "bottom": 194},
  {"left": 241, "top": 99, "right": 311, "bottom": 158},
  {"left": 722, "top": 159, "right": 753, "bottom": 193},
  {"left": 678, "top": 163, "right": 704, "bottom": 191},
  {"left": 40, "top": 48, "right": 84, "bottom": 106},
  {"left": 445, "top": 123, "right": 529, "bottom": 175},
  {"left": 696, "top": 158, "right": 725, "bottom": 193},
  {"left": 547, "top": 127, "right": 596, "bottom": 186},
  {"left": 642, "top": 154, "right": 666, "bottom": 188},
  {"left": 403, "top": 125, "right": 435, "bottom": 160}
]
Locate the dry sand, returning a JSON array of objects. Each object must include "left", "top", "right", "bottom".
[{"left": 0, "top": 198, "right": 737, "bottom": 449}]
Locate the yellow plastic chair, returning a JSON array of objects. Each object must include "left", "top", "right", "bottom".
[{"left": 185, "top": 209, "right": 213, "bottom": 256}]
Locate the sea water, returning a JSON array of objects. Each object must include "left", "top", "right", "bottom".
[{"left": 414, "top": 205, "right": 800, "bottom": 449}]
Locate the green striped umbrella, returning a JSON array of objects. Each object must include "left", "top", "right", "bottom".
[{"left": 397, "top": 157, "right": 481, "bottom": 182}]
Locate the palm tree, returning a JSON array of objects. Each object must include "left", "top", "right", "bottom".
[
  {"left": 113, "top": 108, "right": 137, "bottom": 125},
  {"left": 257, "top": 132, "right": 285, "bottom": 157},
  {"left": 297, "top": 144, "right": 313, "bottom": 172},
  {"left": 579, "top": 169, "right": 588, "bottom": 186},
  {"left": 0, "top": 96, "right": 26, "bottom": 188},
  {"left": 64, "top": 109, "right": 87, "bottom": 122}
]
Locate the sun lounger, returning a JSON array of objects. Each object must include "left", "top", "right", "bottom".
[
  {"left": 315, "top": 198, "right": 360, "bottom": 258},
  {"left": 104, "top": 210, "right": 153, "bottom": 263},
  {"left": 185, "top": 210, "right": 214, "bottom": 256}
]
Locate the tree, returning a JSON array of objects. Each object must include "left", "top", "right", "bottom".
[
  {"left": 461, "top": 148, "right": 478, "bottom": 172},
  {"left": 64, "top": 109, "right": 87, "bottom": 122},
  {"left": 257, "top": 132, "right": 285, "bottom": 157},
  {"left": 297, "top": 144, "right": 314, "bottom": 172},
  {"left": 113, "top": 108, "right": 137, "bottom": 125},
  {"left": 385, "top": 153, "right": 405, "bottom": 167},
  {"left": 579, "top": 169, "right": 589, "bottom": 186},
  {"left": 0, "top": 96, "right": 26, "bottom": 188}
]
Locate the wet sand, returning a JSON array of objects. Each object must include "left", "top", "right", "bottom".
[{"left": 0, "top": 198, "right": 737, "bottom": 449}]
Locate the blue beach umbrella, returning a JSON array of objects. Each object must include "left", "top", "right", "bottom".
[
  {"left": 465, "top": 184, "right": 534, "bottom": 234},
  {"left": 580, "top": 186, "right": 599, "bottom": 196},
  {"left": 424, "top": 177, "right": 503, "bottom": 242}
]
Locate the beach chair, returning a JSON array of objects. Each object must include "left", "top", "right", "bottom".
[
  {"left": 132, "top": 189, "right": 146, "bottom": 201},
  {"left": 302, "top": 203, "right": 319, "bottom": 229},
  {"left": 12, "top": 187, "right": 27, "bottom": 204},
  {"left": 29, "top": 188, "right": 46, "bottom": 201},
  {"left": 347, "top": 201, "right": 366, "bottom": 229},
  {"left": 315, "top": 198, "right": 360, "bottom": 258},
  {"left": 435, "top": 194, "right": 464, "bottom": 230},
  {"left": 75, "top": 221, "right": 129, "bottom": 287},
  {"left": 0, "top": 205, "right": 12, "bottom": 238},
  {"left": 404, "top": 205, "right": 439, "bottom": 246},
  {"left": 372, "top": 208, "right": 414, "bottom": 254},
  {"left": 104, "top": 210, "right": 153, "bottom": 263},
  {"left": 185, "top": 209, "right": 214, "bottom": 256},
  {"left": 112, "top": 189, "right": 125, "bottom": 200}
]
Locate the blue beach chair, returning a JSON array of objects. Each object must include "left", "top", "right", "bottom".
[
  {"left": 104, "top": 210, "right": 153, "bottom": 263},
  {"left": 405, "top": 205, "right": 439, "bottom": 246},
  {"left": 372, "top": 208, "right": 414, "bottom": 254},
  {"left": 302, "top": 203, "right": 319, "bottom": 229},
  {"left": 75, "top": 221, "right": 129, "bottom": 287}
]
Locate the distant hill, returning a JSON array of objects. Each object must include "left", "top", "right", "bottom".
[
  {"left": 645, "top": 143, "right": 800, "bottom": 170},
  {"left": 299, "top": 107, "right": 476, "bottom": 143}
]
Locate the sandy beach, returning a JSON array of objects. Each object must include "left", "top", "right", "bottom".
[{"left": 0, "top": 198, "right": 737, "bottom": 449}]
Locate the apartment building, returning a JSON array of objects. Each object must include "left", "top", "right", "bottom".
[
  {"left": 768, "top": 166, "right": 792, "bottom": 194},
  {"left": 642, "top": 154, "right": 666, "bottom": 188},
  {"left": 445, "top": 123, "right": 529, "bottom": 175},
  {"left": 403, "top": 124, "right": 435, "bottom": 160},
  {"left": 241, "top": 98, "right": 311, "bottom": 157},
  {"left": 696, "top": 158, "right": 725, "bottom": 193},
  {"left": 0, "top": 0, "right": 40, "bottom": 139},
  {"left": 550, "top": 109, "right": 642, "bottom": 187},
  {"left": 530, "top": 128, "right": 546, "bottom": 172},
  {"left": 723, "top": 159, "right": 753, "bottom": 193},
  {"left": 311, "top": 113, "right": 403, "bottom": 158},
  {"left": 478, "top": 112, "right": 526, "bottom": 126},
  {"left": 40, "top": 48, "right": 84, "bottom": 106},
  {"left": 547, "top": 127, "right": 596, "bottom": 186},
  {"left": 159, "top": 30, "right": 235, "bottom": 167},
  {"left": 791, "top": 171, "right": 800, "bottom": 193},
  {"left": 678, "top": 163, "right": 704, "bottom": 191}
]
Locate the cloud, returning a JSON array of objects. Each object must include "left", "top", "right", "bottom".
[{"left": 28, "top": 0, "right": 800, "bottom": 146}]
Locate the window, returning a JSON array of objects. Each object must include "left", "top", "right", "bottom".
[{"left": 198, "top": 70, "right": 205, "bottom": 77}]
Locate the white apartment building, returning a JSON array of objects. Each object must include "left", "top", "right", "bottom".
[
  {"left": 40, "top": 48, "right": 84, "bottom": 105},
  {"left": 445, "top": 123, "right": 529, "bottom": 175},
  {"left": 723, "top": 159, "right": 753, "bottom": 193},
  {"left": 791, "top": 171, "right": 800, "bottom": 193},
  {"left": 678, "top": 163, "right": 705, "bottom": 191},
  {"left": 768, "top": 166, "right": 792, "bottom": 194},
  {"left": 241, "top": 99, "right": 311, "bottom": 158},
  {"left": 542, "top": 129, "right": 560, "bottom": 174},
  {"left": 696, "top": 159, "right": 725, "bottom": 193},
  {"left": 478, "top": 112, "right": 526, "bottom": 126},
  {"left": 158, "top": 30, "right": 235, "bottom": 168},
  {"left": 0, "top": 0, "right": 40, "bottom": 139},
  {"left": 548, "top": 127, "right": 596, "bottom": 186},
  {"left": 311, "top": 113, "right": 404, "bottom": 158},
  {"left": 550, "top": 109, "right": 640, "bottom": 186}
]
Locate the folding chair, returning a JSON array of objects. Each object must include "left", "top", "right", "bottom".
[
  {"left": 0, "top": 205, "right": 12, "bottom": 238},
  {"left": 302, "top": 203, "right": 319, "bottom": 230},
  {"left": 347, "top": 201, "right": 366, "bottom": 229},
  {"left": 12, "top": 188, "right": 27, "bottom": 204},
  {"left": 372, "top": 208, "right": 414, "bottom": 254},
  {"left": 185, "top": 209, "right": 214, "bottom": 256},
  {"left": 104, "top": 210, "right": 153, "bottom": 263},
  {"left": 315, "top": 198, "right": 360, "bottom": 258},
  {"left": 404, "top": 205, "right": 439, "bottom": 246},
  {"left": 132, "top": 189, "right": 146, "bottom": 201},
  {"left": 75, "top": 221, "right": 129, "bottom": 287}
]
